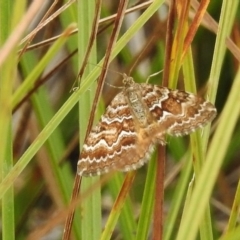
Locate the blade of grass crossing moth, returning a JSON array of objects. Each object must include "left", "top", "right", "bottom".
[
  {"left": 183, "top": 46, "right": 213, "bottom": 239},
  {"left": 78, "top": 1, "right": 101, "bottom": 240},
  {"left": 107, "top": 173, "right": 137, "bottom": 240},
  {"left": 135, "top": 150, "right": 157, "bottom": 240}
]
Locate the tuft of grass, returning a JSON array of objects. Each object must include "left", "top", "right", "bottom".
[{"left": 0, "top": 1, "right": 240, "bottom": 239}]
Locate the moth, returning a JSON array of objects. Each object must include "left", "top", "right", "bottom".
[{"left": 78, "top": 75, "right": 216, "bottom": 176}]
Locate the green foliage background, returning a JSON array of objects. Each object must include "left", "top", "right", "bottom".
[{"left": 0, "top": 0, "right": 240, "bottom": 239}]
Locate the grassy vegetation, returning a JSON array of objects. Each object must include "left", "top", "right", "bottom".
[{"left": 0, "top": 0, "right": 240, "bottom": 239}]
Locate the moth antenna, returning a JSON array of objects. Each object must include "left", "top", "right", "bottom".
[
  {"left": 146, "top": 70, "right": 163, "bottom": 83},
  {"left": 105, "top": 81, "right": 124, "bottom": 89}
]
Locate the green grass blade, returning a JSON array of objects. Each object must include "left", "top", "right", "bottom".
[
  {"left": 164, "top": 152, "right": 192, "bottom": 240},
  {"left": 12, "top": 24, "right": 75, "bottom": 109},
  {"left": 176, "top": 65, "right": 240, "bottom": 240},
  {"left": 183, "top": 48, "right": 213, "bottom": 240},
  {"left": 77, "top": 1, "right": 101, "bottom": 239},
  {"left": 107, "top": 173, "right": 137, "bottom": 240},
  {"left": 101, "top": 172, "right": 136, "bottom": 240},
  {"left": 225, "top": 179, "right": 240, "bottom": 232},
  {"left": 0, "top": 1, "right": 25, "bottom": 239},
  {"left": 135, "top": 151, "right": 157, "bottom": 240},
  {"left": 176, "top": 1, "right": 239, "bottom": 239},
  {"left": 219, "top": 226, "right": 240, "bottom": 240}
]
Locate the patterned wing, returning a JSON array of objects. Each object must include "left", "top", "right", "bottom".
[
  {"left": 78, "top": 92, "right": 156, "bottom": 177},
  {"left": 141, "top": 84, "right": 217, "bottom": 137},
  {"left": 78, "top": 80, "right": 217, "bottom": 177}
]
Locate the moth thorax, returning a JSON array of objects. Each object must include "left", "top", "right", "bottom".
[{"left": 127, "top": 90, "right": 148, "bottom": 126}]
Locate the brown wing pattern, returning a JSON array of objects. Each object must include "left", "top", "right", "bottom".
[
  {"left": 78, "top": 81, "right": 216, "bottom": 177},
  {"left": 78, "top": 92, "right": 156, "bottom": 176},
  {"left": 141, "top": 84, "right": 217, "bottom": 137}
]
